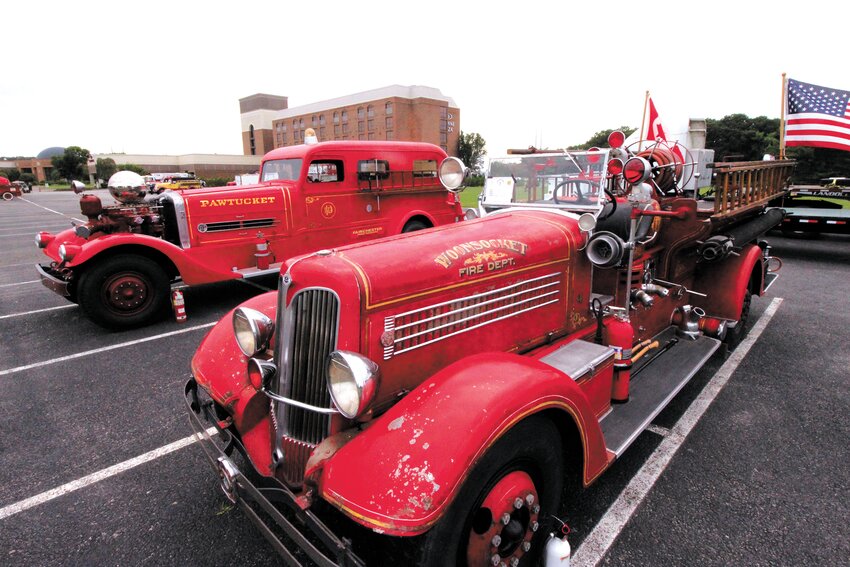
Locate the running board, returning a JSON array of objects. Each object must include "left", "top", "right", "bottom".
[
  {"left": 600, "top": 327, "right": 721, "bottom": 457},
  {"left": 234, "top": 262, "right": 284, "bottom": 278}
]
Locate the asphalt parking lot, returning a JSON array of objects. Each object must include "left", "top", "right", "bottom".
[{"left": 1, "top": 190, "right": 848, "bottom": 566}]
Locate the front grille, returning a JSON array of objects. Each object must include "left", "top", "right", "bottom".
[{"left": 284, "top": 289, "right": 339, "bottom": 445}]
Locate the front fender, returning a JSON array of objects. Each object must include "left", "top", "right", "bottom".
[
  {"left": 695, "top": 243, "right": 763, "bottom": 321},
  {"left": 319, "top": 352, "right": 609, "bottom": 536},
  {"left": 65, "top": 234, "right": 239, "bottom": 284}
]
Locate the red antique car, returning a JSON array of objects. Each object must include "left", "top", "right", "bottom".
[
  {"left": 35, "top": 141, "right": 465, "bottom": 328},
  {"left": 1, "top": 176, "right": 22, "bottom": 200},
  {"left": 185, "top": 134, "right": 794, "bottom": 565}
]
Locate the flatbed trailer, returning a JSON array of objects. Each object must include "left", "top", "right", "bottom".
[{"left": 778, "top": 185, "right": 850, "bottom": 234}]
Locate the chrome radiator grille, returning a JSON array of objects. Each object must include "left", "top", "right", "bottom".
[
  {"left": 383, "top": 272, "right": 562, "bottom": 360},
  {"left": 283, "top": 288, "right": 339, "bottom": 445}
]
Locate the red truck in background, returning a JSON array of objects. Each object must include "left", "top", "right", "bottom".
[
  {"left": 35, "top": 141, "right": 465, "bottom": 328},
  {"left": 185, "top": 133, "right": 794, "bottom": 566}
]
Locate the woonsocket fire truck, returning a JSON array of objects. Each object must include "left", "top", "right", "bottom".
[
  {"left": 185, "top": 132, "right": 794, "bottom": 566},
  {"left": 34, "top": 141, "right": 465, "bottom": 329}
]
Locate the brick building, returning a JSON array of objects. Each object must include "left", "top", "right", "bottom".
[{"left": 240, "top": 85, "right": 459, "bottom": 157}]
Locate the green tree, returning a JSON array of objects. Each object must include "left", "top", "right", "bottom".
[
  {"left": 20, "top": 173, "right": 36, "bottom": 185},
  {"left": 51, "top": 146, "right": 91, "bottom": 180},
  {"left": 705, "top": 114, "right": 779, "bottom": 162},
  {"left": 3, "top": 168, "right": 21, "bottom": 182},
  {"left": 575, "top": 126, "right": 637, "bottom": 150},
  {"left": 96, "top": 157, "right": 117, "bottom": 181},
  {"left": 117, "top": 163, "right": 149, "bottom": 175},
  {"left": 457, "top": 131, "right": 487, "bottom": 174}
]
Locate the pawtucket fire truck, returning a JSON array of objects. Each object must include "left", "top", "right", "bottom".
[
  {"left": 35, "top": 141, "right": 464, "bottom": 328},
  {"left": 185, "top": 132, "right": 794, "bottom": 566}
]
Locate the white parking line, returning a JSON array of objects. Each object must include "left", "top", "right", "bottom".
[
  {"left": 571, "top": 297, "right": 783, "bottom": 567},
  {"left": 0, "top": 428, "right": 217, "bottom": 521},
  {"left": 0, "top": 280, "right": 39, "bottom": 287},
  {"left": 0, "top": 305, "right": 75, "bottom": 320},
  {"left": 18, "top": 197, "right": 85, "bottom": 223},
  {"left": 0, "top": 322, "right": 216, "bottom": 377}
]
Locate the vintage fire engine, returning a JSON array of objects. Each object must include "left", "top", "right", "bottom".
[
  {"left": 35, "top": 141, "right": 464, "bottom": 328},
  {"left": 185, "top": 133, "right": 794, "bottom": 566}
]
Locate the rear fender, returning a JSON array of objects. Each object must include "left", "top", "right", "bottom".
[
  {"left": 319, "top": 352, "right": 609, "bottom": 536},
  {"left": 695, "top": 243, "right": 763, "bottom": 321}
]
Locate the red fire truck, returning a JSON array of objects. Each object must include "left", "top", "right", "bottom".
[
  {"left": 185, "top": 134, "right": 794, "bottom": 566},
  {"left": 35, "top": 141, "right": 464, "bottom": 328}
]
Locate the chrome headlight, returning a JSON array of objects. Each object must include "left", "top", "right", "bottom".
[
  {"left": 439, "top": 156, "right": 468, "bottom": 192},
  {"left": 233, "top": 307, "right": 275, "bottom": 357},
  {"left": 327, "top": 351, "right": 380, "bottom": 419},
  {"left": 58, "top": 244, "right": 80, "bottom": 262}
]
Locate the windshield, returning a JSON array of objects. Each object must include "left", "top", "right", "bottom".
[
  {"left": 483, "top": 150, "right": 608, "bottom": 211},
  {"left": 261, "top": 158, "right": 303, "bottom": 182}
]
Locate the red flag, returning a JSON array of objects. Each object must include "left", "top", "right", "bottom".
[{"left": 647, "top": 97, "right": 684, "bottom": 161}]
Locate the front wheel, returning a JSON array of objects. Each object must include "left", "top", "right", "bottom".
[
  {"left": 415, "top": 416, "right": 564, "bottom": 567},
  {"left": 402, "top": 219, "right": 429, "bottom": 233},
  {"left": 77, "top": 254, "right": 170, "bottom": 329}
]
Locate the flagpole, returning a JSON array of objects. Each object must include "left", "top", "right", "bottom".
[
  {"left": 779, "top": 73, "right": 787, "bottom": 160},
  {"left": 638, "top": 91, "right": 649, "bottom": 152}
]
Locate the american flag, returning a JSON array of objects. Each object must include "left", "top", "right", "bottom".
[
  {"left": 785, "top": 78, "right": 850, "bottom": 152},
  {"left": 647, "top": 96, "right": 685, "bottom": 161}
]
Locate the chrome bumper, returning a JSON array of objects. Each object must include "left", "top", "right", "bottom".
[
  {"left": 36, "top": 263, "right": 71, "bottom": 297},
  {"left": 184, "top": 378, "right": 365, "bottom": 567}
]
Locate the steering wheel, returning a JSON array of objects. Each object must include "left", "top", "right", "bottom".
[{"left": 552, "top": 179, "right": 599, "bottom": 204}]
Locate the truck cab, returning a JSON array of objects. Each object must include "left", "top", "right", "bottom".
[{"left": 35, "top": 141, "right": 464, "bottom": 328}]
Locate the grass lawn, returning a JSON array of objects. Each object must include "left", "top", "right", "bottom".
[{"left": 460, "top": 186, "right": 482, "bottom": 208}]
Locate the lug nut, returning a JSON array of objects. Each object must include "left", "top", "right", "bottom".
[
  {"left": 522, "top": 541, "right": 532, "bottom": 552},
  {"left": 532, "top": 504, "right": 540, "bottom": 514},
  {"left": 514, "top": 498, "right": 523, "bottom": 509},
  {"left": 510, "top": 558, "right": 519, "bottom": 567},
  {"left": 491, "top": 535, "right": 502, "bottom": 547},
  {"left": 531, "top": 521, "right": 539, "bottom": 532},
  {"left": 490, "top": 554, "right": 500, "bottom": 566},
  {"left": 526, "top": 494, "right": 535, "bottom": 506},
  {"left": 501, "top": 513, "right": 511, "bottom": 525}
]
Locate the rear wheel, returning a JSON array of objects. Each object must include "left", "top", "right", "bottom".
[
  {"left": 723, "top": 290, "right": 751, "bottom": 350},
  {"left": 402, "top": 219, "right": 429, "bottom": 233},
  {"left": 415, "top": 416, "right": 564, "bottom": 567},
  {"left": 77, "top": 255, "right": 170, "bottom": 329}
]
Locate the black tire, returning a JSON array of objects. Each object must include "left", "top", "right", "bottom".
[
  {"left": 77, "top": 254, "right": 170, "bottom": 329},
  {"left": 723, "top": 290, "right": 751, "bottom": 350},
  {"left": 2, "top": 192, "right": 13, "bottom": 201},
  {"left": 402, "top": 219, "right": 429, "bottom": 233},
  {"left": 415, "top": 416, "right": 564, "bottom": 567}
]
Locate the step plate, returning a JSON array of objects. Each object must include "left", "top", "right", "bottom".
[{"left": 600, "top": 327, "right": 721, "bottom": 457}]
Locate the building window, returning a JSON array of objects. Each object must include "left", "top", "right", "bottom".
[
  {"left": 440, "top": 107, "right": 447, "bottom": 119},
  {"left": 440, "top": 132, "right": 448, "bottom": 144},
  {"left": 320, "top": 127, "right": 326, "bottom": 140},
  {"left": 385, "top": 117, "right": 393, "bottom": 129},
  {"left": 282, "top": 123, "right": 287, "bottom": 133},
  {"left": 341, "top": 110, "right": 348, "bottom": 123},
  {"left": 358, "top": 121, "right": 364, "bottom": 133},
  {"left": 368, "top": 119, "right": 374, "bottom": 131},
  {"left": 334, "top": 125, "right": 340, "bottom": 137},
  {"left": 299, "top": 118, "right": 305, "bottom": 128},
  {"left": 385, "top": 101, "right": 393, "bottom": 115},
  {"left": 249, "top": 124, "right": 255, "bottom": 155},
  {"left": 359, "top": 134, "right": 365, "bottom": 141},
  {"left": 386, "top": 130, "right": 394, "bottom": 141},
  {"left": 312, "top": 115, "right": 318, "bottom": 127},
  {"left": 319, "top": 114, "right": 326, "bottom": 126},
  {"left": 368, "top": 133, "right": 375, "bottom": 140},
  {"left": 357, "top": 107, "right": 365, "bottom": 120},
  {"left": 367, "top": 105, "right": 375, "bottom": 118},
  {"left": 342, "top": 124, "right": 349, "bottom": 135},
  {"left": 333, "top": 112, "right": 339, "bottom": 124}
]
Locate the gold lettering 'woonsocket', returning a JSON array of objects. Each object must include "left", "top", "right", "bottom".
[
  {"left": 434, "top": 239, "right": 529, "bottom": 269},
  {"left": 198, "top": 196, "right": 277, "bottom": 207}
]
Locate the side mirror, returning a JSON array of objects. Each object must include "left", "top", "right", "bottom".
[{"left": 71, "top": 180, "right": 86, "bottom": 194}]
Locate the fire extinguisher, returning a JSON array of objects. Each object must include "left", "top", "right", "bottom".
[
  {"left": 544, "top": 517, "right": 571, "bottom": 567},
  {"left": 606, "top": 314, "right": 634, "bottom": 403},
  {"left": 255, "top": 232, "right": 271, "bottom": 270},
  {"left": 171, "top": 289, "right": 187, "bottom": 323}
]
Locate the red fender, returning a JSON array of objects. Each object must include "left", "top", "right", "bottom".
[
  {"left": 695, "top": 243, "right": 763, "bottom": 321},
  {"left": 319, "top": 352, "right": 610, "bottom": 536},
  {"left": 56, "top": 233, "right": 240, "bottom": 285}
]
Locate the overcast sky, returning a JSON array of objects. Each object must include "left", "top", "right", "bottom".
[{"left": 2, "top": 0, "right": 845, "bottom": 159}]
